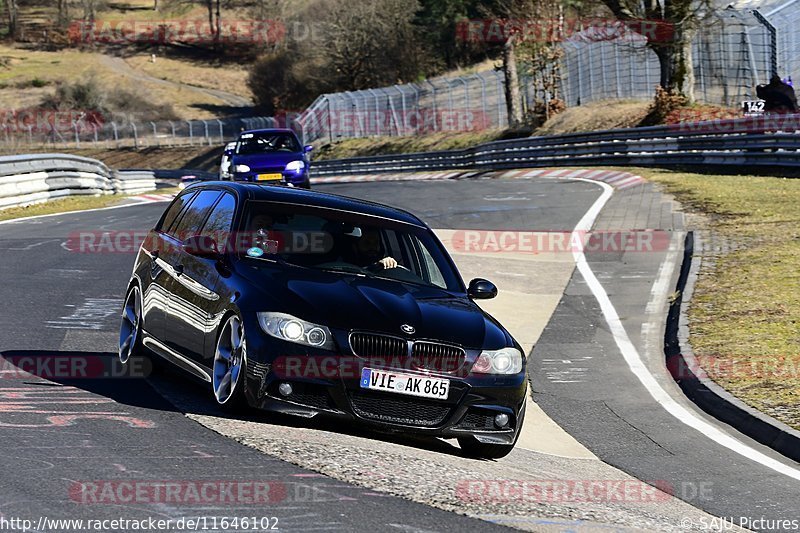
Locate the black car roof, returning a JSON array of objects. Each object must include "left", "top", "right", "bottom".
[{"left": 190, "top": 181, "right": 427, "bottom": 228}]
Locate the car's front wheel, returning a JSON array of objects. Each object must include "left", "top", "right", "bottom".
[
  {"left": 212, "top": 314, "right": 247, "bottom": 410},
  {"left": 119, "top": 285, "right": 144, "bottom": 364}
]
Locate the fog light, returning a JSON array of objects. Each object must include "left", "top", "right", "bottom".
[
  {"left": 278, "top": 383, "right": 293, "bottom": 397},
  {"left": 494, "top": 413, "right": 510, "bottom": 428}
]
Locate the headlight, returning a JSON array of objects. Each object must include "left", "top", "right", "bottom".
[
  {"left": 472, "top": 347, "right": 523, "bottom": 374},
  {"left": 234, "top": 164, "right": 250, "bottom": 173},
  {"left": 257, "top": 312, "right": 334, "bottom": 350},
  {"left": 284, "top": 160, "right": 305, "bottom": 173}
]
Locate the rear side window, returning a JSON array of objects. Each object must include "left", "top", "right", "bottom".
[
  {"left": 157, "top": 191, "right": 197, "bottom": 233},
  {"left": 169, "top": 190, "right": 222, "bottom": 241},
  {"left": 200, "top": 193, "right": 237, "bottom": 250}
]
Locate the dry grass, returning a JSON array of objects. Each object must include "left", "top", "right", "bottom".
[
  {"left": 0, "top": 194, "right": 127, "bottom": 221},
  {"left": 312, "top": 130, "right": 506, "bottom": 160},
  {"left": 0, "top": 45, "right": 232, "bottom": 119},
  {"left": 636, "top": 168, "right": 800, "bottom": 429},
  {"left": 125, "top": 55, "right": 250, "bottom": 97},
  {"left": 535, "top": 100, "right": 651, "bottom": 135}
]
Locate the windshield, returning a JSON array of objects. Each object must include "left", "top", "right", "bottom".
[
  {"left": 240, "top": 201, "right": 462, "bottom": 292},
  {"left": 236, "top": 132, "right": 301, "bottom": 155}
]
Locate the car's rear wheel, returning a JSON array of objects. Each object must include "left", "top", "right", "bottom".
[
  {"left": 119, "top": 286, "right": 143, "bottom": 364},
  {"left": 458, "top": 403, "right": 526, "bottom": 459},
  {"left": 212, "top": 314, "right": 247, "bottom": 410}
]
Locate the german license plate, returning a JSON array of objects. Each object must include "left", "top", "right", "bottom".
[
  {"left": 360, "top": 368, "right": 449, "bottom": 400},
  {"left": 256, "top": 173, "right": 282, "bottom": 181}
]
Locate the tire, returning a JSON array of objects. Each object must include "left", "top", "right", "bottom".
[
  {"left": 212, "top": 314, "right": 248, "bottom": 411},
  {"left": 119, "top": 285, "right": 144, "bottom": 364},
  {"left": 458, "top": 403, "right": 526, "bottom": 459}
]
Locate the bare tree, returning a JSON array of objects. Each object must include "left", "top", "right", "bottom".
[
  {"left": 320, "top": 0, "right": 425, "bottom": 90},
  {"left": 4, "top": 0, "right": 18, "bottom": 39},
  {"left": 600, "top": 0, "right": 698, "bottom": 101}
]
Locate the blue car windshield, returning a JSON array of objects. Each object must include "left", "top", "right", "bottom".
[{"left": 236, "top": 132, "right": 300, "bottom": 155}]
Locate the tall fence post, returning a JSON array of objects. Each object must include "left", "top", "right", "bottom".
[{"left": 131, "top": 122, "right": 138, "bottom": 149}]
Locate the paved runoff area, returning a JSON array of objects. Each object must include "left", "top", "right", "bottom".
[{"left": 0, "top": 170, "right": 797, "bottom": 532}]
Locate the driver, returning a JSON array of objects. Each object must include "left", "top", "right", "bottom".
[{"left": 350, "top": 227, "right": 398, "bottom": 270}]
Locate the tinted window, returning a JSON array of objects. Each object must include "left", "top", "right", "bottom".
[
  {"left": 158, "top": 191, "right": 197, "bottom": 233},
  {"left": 169, "top": 190, "right": 222, "bottom": 241},
  {"left": 242, "top": 201, "right": 462, "bottom": 291},
  {"left": 200, "top": 193, "right": 236, "bottom": 250},
  {"left": 236, "top": 132, "right": 300, "bottom": 155}
]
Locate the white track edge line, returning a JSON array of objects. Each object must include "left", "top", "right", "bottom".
[{"left": 567, "top": 176, "right": 800, "bottom": 482}]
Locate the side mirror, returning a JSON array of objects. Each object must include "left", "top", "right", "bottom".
[
  {"left": 303, "top": 145, "right": 314, "bottom": 153},
  {"left": 468, "top": 278, "right": 498, "bottom": 300},
  {"left": 183, "top": 235, "right": 220, "bottom": 258}
]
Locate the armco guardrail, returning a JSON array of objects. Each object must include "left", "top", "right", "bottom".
[
  {"left": 0, "top": 154, "right": 155, "bottom": 210},
  {"left": 113, "top": 170, "right": 158, "bottom": 195},
  {"left": 311, "top": 115, "right": 800, "bottom": 176}
]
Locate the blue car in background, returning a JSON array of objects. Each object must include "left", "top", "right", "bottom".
[{"left": 222, "top": 128, "right": 313, "bottom": 188}]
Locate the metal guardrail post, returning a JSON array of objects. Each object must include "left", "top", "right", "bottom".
[
  {"left": 426, "top": 80, "right": 438, "bottom": 131},
  {"left": 187, "top": 121, "right": 193, "bottom": 145},
  {"left": 131, "top": 122, "right": 138, "bottom": 149},
  {"left": 753, "top": 9, "right": 778, "bottom": 78},
  {"left": 393, "top": 85, "right": 407, "bottom": 135},
  {"left": 216, "top": 119, "right": 224, "bottom": 143},
  {"left": 493, "top": 72, "right": 504, "bottom": 128},
  {"left": 409, "top": 83, "right": 421, "bottom": 134},
  {"left": 367, "top": 89, "right": 381, "bottom": 136},
  {"left": 202, "top": 120, "right": 210, "bottom": 146},
  {"left": 473, "top": 74, "right": 488, "bottom": 129}
]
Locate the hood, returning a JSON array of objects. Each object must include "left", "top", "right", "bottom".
[
  {"left": 236, "top": 263, "right": 508, "bottom": 350},
  {"left": 232, "top": 152, "right": 304, "bottom": 169}
]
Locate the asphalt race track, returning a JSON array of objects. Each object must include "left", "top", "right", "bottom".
[{"left": 0, "top": 176, "right": 798, "bottom": 532}]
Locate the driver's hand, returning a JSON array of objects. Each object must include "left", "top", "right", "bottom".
[{"left": 377, "top": 257, "right": 398, "bottom": 269}]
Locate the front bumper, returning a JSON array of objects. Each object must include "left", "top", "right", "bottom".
[
  {"left": 242, "top": 332, "right": 527, "bottom": 444},
  {"left": 232, "top": 170, "right": 310, "bottom": 188}
]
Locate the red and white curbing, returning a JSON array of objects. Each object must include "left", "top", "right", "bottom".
[
  {"left": 312, "top": 168, "right": 645, "bottom": 189},
  {"left": 131, "top": 193, "right": 176, "bottom": 203},
  {"left": 311, "top": 171, "right": 473, "bottom": 184},
  {"left": 495, "top": 168, "right": 645, "bottom": 189}
]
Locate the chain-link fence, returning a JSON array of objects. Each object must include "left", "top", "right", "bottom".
[
  {"left": 4, "top": 1, "right": 799, "bottom": 151},
  {"left": 295, "top": 71, "right": 509, "bottom": 144},
  {"left": 562, "top": 7, "right": 777, "bottom": 107},
  {"left": 0, "top": 115, "right": 281, "bottom": 152}
]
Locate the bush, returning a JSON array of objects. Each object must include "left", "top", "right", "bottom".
[
  {"left": 38, "top": 78, "right": 178, "bottom": 122},
  {"left": 640, "top": 86, "right": 688, "bottom": 126}
]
